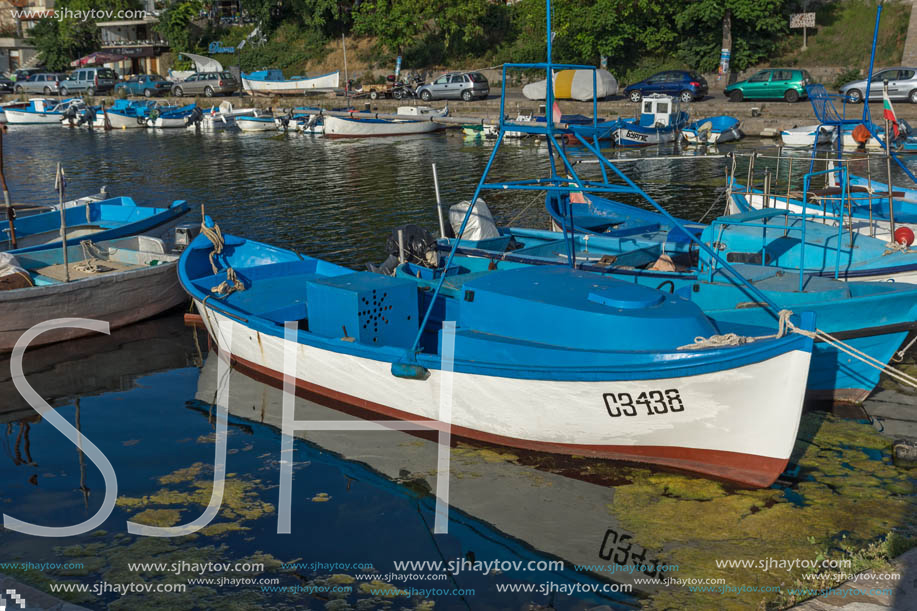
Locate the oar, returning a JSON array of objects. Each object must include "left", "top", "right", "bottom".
[{"left": 0, "top": 125, "right": 17, "bottom": 250}]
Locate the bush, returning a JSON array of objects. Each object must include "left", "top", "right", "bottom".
[{"left": 833, "top": 66, "right": 862, "bottom": 90}]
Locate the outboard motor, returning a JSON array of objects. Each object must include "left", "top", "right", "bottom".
[
  {"left": 76, "top": 106, "right": 96, "bottom": 127},
  {"left": 368, "top": 224, "right": 438, "bottom": 275},
  {"left": 61, "top": 105, "right": 79, "bottom": 127},
  {"left": 184, "top": 106, "right": 204, "bottom": 127},
  {"left": 172, "top": 223, "right": 201, "bottom": 252},
  {"left": 277, "top": 110, "right": 292, "bottom": 129}
]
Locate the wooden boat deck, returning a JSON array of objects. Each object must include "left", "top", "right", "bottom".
[{"left": 34, "top": 259, "right": 143, "bottom": 282}]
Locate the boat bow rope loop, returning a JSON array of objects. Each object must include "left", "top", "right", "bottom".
[{"left": 201, "top": 215, "right": 245, "bottom": 298}]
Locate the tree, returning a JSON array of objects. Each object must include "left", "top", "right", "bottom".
[
  {"left": 156, "top": 0, "right": 204, "bottom": 54},
  {"left": 352, "top": 0, "right": 424, "bottom": 55}
]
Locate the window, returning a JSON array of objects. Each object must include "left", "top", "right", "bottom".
[
  {"left": 434, "top": 76, "right": 449, "bottom": 85},
  {"left": 451, "top": 74, "right": 465, "bottom": 83},
  {"left": 469, "top": 73, "right": 487, "bottom": 83},
  {"left": 749, "top": 71, "right": 770, "bottom": 83},
  {"left": 657, "top": 102, "right": 669, "bottom": 113},
  {"left": 220, "top": 71, "right": 234, "bottom": 79},
  {"left": 772, "top": 70, "right": 792, "bottom": 81},
  {"left": 872, "top": 70, "right": 892, "bottom": 81},
  {"left": 97, "top": 69, "right": 116, "bottom": 79},
  {"left": 901, "top": 70, "right": 915, "bottom": 80},
  {"left": 643, "top": 101, "right": 653, "bottom": 113}
]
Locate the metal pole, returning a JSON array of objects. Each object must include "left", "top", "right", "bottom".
[
  {"left": 432, "top": 163, "right": 445, "bottom": 237},
  {"left": 863, "top": 3, "right": 882, "bottom": 124},
  {"left": 886, "top": 117, "right": 897, "bottom": 238},
  {"left": 0, "top": 126, "right": 16, "bottom": 249},
  {"left": 763, "top": 169, "right": 771, "bottom": 209},
  {"left": 56, "top": 163, "right": 69, "bottom": 282},
  {"left": 342, "top": 33, "right": 350, "bottom": 106},
  {"left": 397, "top": 228, "right": 405, "bottom": 264}
]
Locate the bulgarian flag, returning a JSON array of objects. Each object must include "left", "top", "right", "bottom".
[{"left": 883, "top": 89, "right": 900, "bottom": 138}]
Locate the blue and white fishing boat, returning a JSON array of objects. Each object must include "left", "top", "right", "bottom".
[
  {"left": 1, "top": 196, "right": 190, "bottom": 254},
  {"left": 179, "top": 2, "right": 819, "bottom": 487},
  {"left": 241, "top": 69, "right": 340, "bottom": 96},
  {"left": 0, "top": 233, "right": 188, "bottom": 352},
  {"left": 146, "top": 103, "right": 199, "bottom": 128},
  {"left": 91, "top": 99, "right": 156, "bottom": 129},
  {"left": 780, "top": 124, "right": 836, "bottom": 147},
  {"left": 236, "top": 114, "right": 278, "bottom": 132},
  {"left": 431, "top": 197, "right": 917, "bottom": 404},
  {"left": 682, "top": 115, "right": 741, "bottom": 145},
  {"left": 4, "top": 98, "right": 85, "bottom": 125},
  {"left": 609, "top": 94, "right": 689, "bottom": 146}
]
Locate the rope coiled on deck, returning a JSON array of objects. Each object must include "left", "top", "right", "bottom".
[{"left": 201, "top": 219, "right": 245, "bottom": 298}]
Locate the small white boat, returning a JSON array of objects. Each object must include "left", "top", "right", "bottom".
[
  {"left": 4, "top": 98, "right": 85, "bottom": 125},
  {"left": 241, "top": 69, "right": 340, "bottom": 96},
  {"left": 236, "top": 114, "right": 278, "bottom": 132},
  {"left": 682, "top": 116, "right": 741, "bottom": 145},
  {"left": 146, "top": 104, "right": 198, "bottom": 128},
  {"left": 0, "top": 233, "right": 190, "bottom": 351},
  {"left": 780, "top": 125, "right": 836, "bottom": 147},
  {"left": 323, "top": 106, "right": 448, "bottom": 138},
  {"left": 188, "top": 102, "right": 260, "bottom": 130},
  {"left": 0, "top": 101, "right": 29, "bottom": 124},
  {"left": 295, "top": 114, "right": 324, "bottom": 135}
]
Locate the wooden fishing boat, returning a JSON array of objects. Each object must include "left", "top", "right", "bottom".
[
  {"left": 0, "top": 101, "right": 29, "bottom": 124},
  {"left": 180, "top": 223, "right": 815, "bottom": 487},
  {"left": 780, "top": 124, "right": 836, "bottom": 147},
  {"left": 90, "top": 100, "right": 156, "bottom": 129},
  {"left": 236, "top": 114, "right": 278, "bottom": 132},
  {"left": 608, "top": 94, "right": 689, "bottom": 146},
  {"left": 146, "top": 104, "right": 198, "bottom": 128},
  {"left": 323, "top": 106, "right": 447, "bottom": 138},
  {"left": 0, "top": 196, "right": 190, "bottom": 254},
  {"left": 241, "top": 69, "right": 340, "bottom": 96},
  {"left": 682, "top": 116, "right": 741, "bottom": 145},
  {"left": 4, "top": 98, "right": 85, "bottom": 125},
  {"left": 0, "top": 234, "right": 187, "bottom": 352}
]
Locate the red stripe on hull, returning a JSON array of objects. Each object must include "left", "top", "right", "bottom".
[{"left": 225, "top": 350, "right": 788, "bottom": 488}]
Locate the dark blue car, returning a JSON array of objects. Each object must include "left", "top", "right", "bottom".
[{"left": 623, "top": 70, "right": 708, "bottom": 103}]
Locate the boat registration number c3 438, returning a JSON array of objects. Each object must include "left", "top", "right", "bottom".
[{"left": 603, "top": 390, "right": 684, "bottom": 417}]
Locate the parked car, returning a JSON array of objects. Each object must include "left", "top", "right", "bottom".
[
  {"left": 725, "top": 68, "right": 813, "bottom": 103},
  {"left": 59, "top": 67, "right": 118, "bottom": 95},
  {"left": 839, "top": 67, "right": 917, "bottom": 103},
  {"left": 0, "top": 75, "right": 13, "bottom": 93},
  {"left": 417, "top": 72, "right": 489, "bottom": 102},
  {"left": 114, "top": 74, "right": 173, "bottom": 97},
  {"left": 12, "top": 68, "right": 43, "bottom": 82},
  {"left": 623, "top": 70, "right": 708, "bottom": 103},
  {"left": 171, "top": 71, "right": 238, "bottom": 97},
  {"left": 14, "top": 72, "right": 65, "bottom": 95}
]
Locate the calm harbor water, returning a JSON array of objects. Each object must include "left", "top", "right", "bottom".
[{"left": 1, "top": 127, "right": 916, "bottom": 610}]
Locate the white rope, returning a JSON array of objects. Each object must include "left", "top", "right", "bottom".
[
  {"left": 893, "top": 334, "right": 917, "bottom": 363},
  {"left": 679, "top": 310, "right": 793, "bottom": 350},
  {"left": 210, "top": 267, "right": 244, "bottom": 298},
  {"left": 884, "top": 241, "right": 912, "bottom": 254}
]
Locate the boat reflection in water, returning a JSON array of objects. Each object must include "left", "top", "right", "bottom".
[{"left": 195, "top": 351, "right": 663, "bottom": 607}]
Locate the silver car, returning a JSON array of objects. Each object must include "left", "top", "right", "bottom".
[
  {"left": 14, "top": 72, "right": 65, "bottom": 95},
  {"left": 171, "top": 71, "right": 238, "bottom": 97},
  {"left": 418, "top": 72, "right": 489, "bottom": 102},
  {"left": 840, "top": 67, "right": 917, "bottom": 103}
]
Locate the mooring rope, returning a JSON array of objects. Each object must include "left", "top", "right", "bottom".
[
  {"left": 893, "top": 334, "right": 917, "bottom": 363},
  {"left": 201, "top": 218, "right": 245, "bottom": 298},
  {"left": 683, "top": 309, "right": 917, "bottom": 390}
]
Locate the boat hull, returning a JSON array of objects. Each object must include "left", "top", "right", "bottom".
[
  {"left": 4, "top": 109, "right": 64, "bottom": 125},
  {"left": 242, "top": 71, "right": 340, "bottom": 96},
  {"left": 92, "top": 111, "right": 147, "bottom": 129},
  {"left": 192, "top": 301, "right": 811, "bottom": 487},
  {"left": 236, "top": 117, "right": 277, "bottom": 132},
  {"left": 613, "top": 124, "right": 679, "bottom": 146},
  {"left": 0, "top": 262, "right": 185, "bottom": 352},
  {"left": 147, "top": 117, "right": 190, "bottom": 128},
  {"left": 780, "top": 125, "right": 835, "bottom": 147},
  {"left": 323, "top": 114, "right": 446, "bottom": 138}
]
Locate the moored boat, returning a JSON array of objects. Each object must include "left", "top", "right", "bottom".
[
  {"left": 4, "top": 98, "right": 85, "bottom": 125},
  {"left": 780, "top": 124, "right": 836, "bottom": 147},
  {"left": 608, "top": 94, "right": 689, "bottom": 146},
  {"left": 0, "top": 233, "right": 190, "bottom": 352},
  {"left": 682, "top": 115, "right": 741, "bottom": 144},
  {"left": 179, "top": 226, "right": 815, "bottom": 487},
  {"left": 236, "top": 114, "right": 278, "bottom": 132},
  {"left": 323, "top": 106, "right": 448, "bottom": 138},
  {"left": 146, "top": 104, "right": 199, "bottom": 128}
]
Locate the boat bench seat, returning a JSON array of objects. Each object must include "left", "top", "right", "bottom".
[{"left": 606, "top": 223, "right": 661, "bottom": 237}]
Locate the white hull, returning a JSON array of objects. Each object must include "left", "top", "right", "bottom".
[
  {"left": 4, "top": 109, "right": 63, "bottom": 125},
  {"left": 91, "top": 112, "right": 147, "bottom": 130},
  {"left": 780, "top": 125, "right": 836, "bottom": 147},
  {"left": 236, "top": 118, "right": 277, "bottom": 132},
  {"left": 1, "top": 262, "right": 185, "bottom": 351},
  {"left": 684, "top": 128, "right": 740, "bottom": 145},
  {"left": 324, "top": 113, "right": 446, "bottom": 138},
  {"left": 194, "top": 301, "right": 812, "bottom": 485},
  {"left": 840, "top": 132, "right": 884, "bottom": 149},
  {"left": 614, "top": 126, "right": 678, "bottom": 146},
  {"left": 242, "top": 72, "right": 340, "bottom": 96},
  {"left": 147, "top": 116, "right": 189, "bottom": 128}
]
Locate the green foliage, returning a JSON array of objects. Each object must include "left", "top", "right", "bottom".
[
  {"left": 674, "top": 0, "right": 788, "bottom": 72},
  {"left": 237, "top": 23, "right": 329, "bottom": 75},
  {"left": 833, "top": 66, "right": 863, "bottom": 90},
  {"left": 156, "top": 0, "right": 204, "bottom": 55}
]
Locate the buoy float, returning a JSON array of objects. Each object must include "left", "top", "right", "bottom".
[{"left": 894, "top": 226, "right": 915, "bottom": 246}]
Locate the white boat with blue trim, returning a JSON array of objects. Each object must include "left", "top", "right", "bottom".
[
  {"left": 241, "top": 69, "right": 340, "bottom": 96},
  {"left": 323, "top": 106, "right": 448, "bottom": 138}
]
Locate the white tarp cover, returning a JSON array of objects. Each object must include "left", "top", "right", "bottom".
[
  {"left": 0, "top": 252, "right": 26, "bottom": 279},
  {"left": 181, "top": 53, "right": 223, "bottom": 73},
  {"left": 449, "top": 199, "right": 500, "bottom": 240},
  {"left": 523, "top": 69, "right": 618, "bottom": 101}
]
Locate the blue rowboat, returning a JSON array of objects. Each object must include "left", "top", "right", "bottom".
[
  {"left": 236, "top": 115, "right": 279, "bottom": 132},
  {"left": 147, "top": 104, "right": 198, "bottom": 128},
  {"left": 682, "top": 115, "right": 741, "bottom": 145},
  {"left": 1, "top": 196, "right": 190, "bottom": 254},
  {"left": 92, "top": 99, "right": 157, "bottom": 129},
  {"left": 179, "top": 224, "right": 814, "bottom": 487}
]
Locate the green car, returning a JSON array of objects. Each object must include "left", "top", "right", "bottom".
[{"left": 724, "top": 68, "right": 814, "bottom": 103}]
